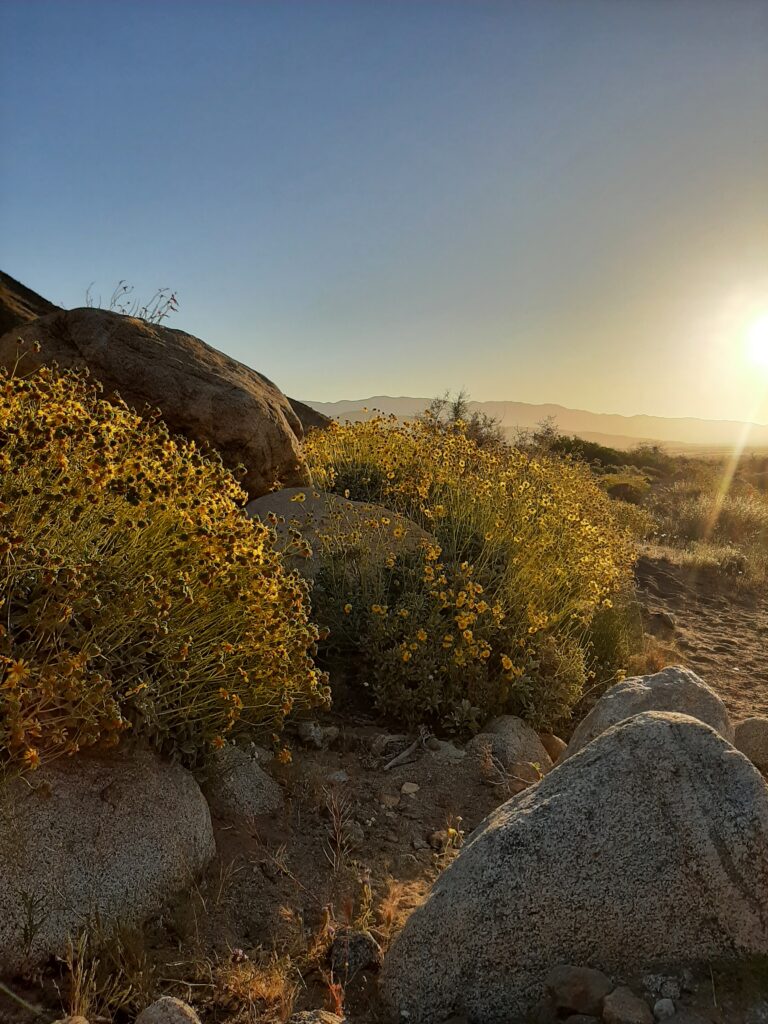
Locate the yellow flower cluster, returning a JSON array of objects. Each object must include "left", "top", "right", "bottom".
[
  {"left": 0, "top": 363, "right": 328, "bottom": 771},
  {"left": 305, "top": 415, "right": 636, "bottom": 728}
]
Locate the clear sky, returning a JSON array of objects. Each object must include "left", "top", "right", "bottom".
[{"left": 2, "top": 0, "right": 767, "bottom": 421}]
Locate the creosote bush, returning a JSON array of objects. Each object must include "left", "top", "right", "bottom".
[
  {"left": 303, "top": 416, "right": 636, "bottom": 730},
  {"left": 0, "top": 361, "right": 328, "bottom": 771}
]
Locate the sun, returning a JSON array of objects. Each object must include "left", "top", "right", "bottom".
[{"left": 745, "top": 313, "right": 768, "bottom": 368}]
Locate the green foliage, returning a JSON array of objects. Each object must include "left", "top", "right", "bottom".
[
  {"left": 304, "top": 416, "right": 637, "bottom": 730},
  {"left": 0, "top": 363, "right": 328, "bottom": 771}
]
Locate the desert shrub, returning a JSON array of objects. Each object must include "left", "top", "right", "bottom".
[
  {"left": 652, "top": 481, "right": 768, "bottom": 582},
  {"left": 304, "top": 417, "right": 636, "bottom": 729},
  {"left": 0, "top": 362, "right": 328, "bottom": 771}
]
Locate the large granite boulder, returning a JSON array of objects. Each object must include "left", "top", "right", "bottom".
[
  {"left": 735, "top": 716, "right": 768, "bottom": 774},
  {"left": 0, "top": 749, "right": 215, "bottom": 969},
  {"left": 563, "top": 666, "right": 733, "bottom": 759},
  {"left": 246, "top": 486, "right": 433, "bottom": 578},
  {"left": 381, "top": 712, "right": 768, "bottom": 1023},
  {"left": 0, "top": 307, "right": 308, "bottom": 498}
]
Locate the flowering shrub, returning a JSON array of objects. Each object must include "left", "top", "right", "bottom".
[
  {"left": 304, "top": 417, "right": 636, "bottom": 729},
  {"left": 0, "top": 363, "right": 328, "bottom": 770}
]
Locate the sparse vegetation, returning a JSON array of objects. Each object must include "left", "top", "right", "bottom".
[
  {"left": 0, "top": 360, "right": 328, "bottom": 771},
  {"left": 86, "top": 280, "right": 180, "bottom": 324}
]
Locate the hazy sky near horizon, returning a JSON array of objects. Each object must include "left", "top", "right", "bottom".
[{"left": 2, "top": 0, "right": 768, "bottom": 422}]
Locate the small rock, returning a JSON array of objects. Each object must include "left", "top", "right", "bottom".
[
  {"left": 538, "top": 731, "right": 567, "bottom": 763},
  {"left": 381, "top": 793, "right": 400, "bottom": 809},
  {"left": 136, "top": 997, "right": 201, "bottom": 1024},
  {"left": 660, "top": 979, "right": 682, "bottom": 1000},
  {"left": 329, "top": 928, "right": 383, "bottom": 978},
  {"left": 546, "top": 964, "right": 613, "bottom": 1016},
  {"left": 429, "top": 830, "right": 450, "bottom": 851},
  {"left": 288, "top": 1013, "right": 344, "bottom": 1024},
  {"left": 401, "top": 782, "right": 420, "bottom": 795},
  {"left": 425, "top": 737, "right": 466, "bottom": 761},
  {"left": 660, "top": 1013, "right": 709, "bottom": 1024},
  {"left": 603, "top": 986, "right": 653, "bottom": 1024},
  {"left": 644, "top": 975, "right": 684, "bottom": 1001},
  {"left": 298, "top": 720, "right": 339, "bottom": 749},
  {"left": 371, "top": 733, "right": 408, "bottom": 757},
  {"left": 654, "top": 999, "right": 676, "bottom": 1021},
  {"left": 563, "top": 1017, "right": 601, "bottom": 1024},
  {"left": 327, "top": 770, "right": 349, "bottom": 784},
  {"left": 412, "top": 836, "right": 429, "bottom": 850},
  {"left": 203, "top": 745, "right": 283, "bottom": 822}
]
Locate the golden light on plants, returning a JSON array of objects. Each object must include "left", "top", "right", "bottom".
[
  {"left": 745, "top": 312, "right": 768, "bottom": 369},
  {"left": 0, "top": 358, "right": 328, "bottom": 772},
  {"left": 304, "top": 414, "right": 637, "bottom": 730}
]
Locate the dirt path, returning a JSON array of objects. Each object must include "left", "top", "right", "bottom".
[{"left": 636, "top": 554, "right": 768, "bottom": 721}]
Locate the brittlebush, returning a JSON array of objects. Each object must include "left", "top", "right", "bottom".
[
  {"left": 0, "top": 363, "right": 328, "bottom": 771},
  {"left": 303, "top": 416, "right": 636, "bottom": 729}
]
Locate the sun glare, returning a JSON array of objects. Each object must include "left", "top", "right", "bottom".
[{"left": 745, "top": 313, "right": 768, "bottom": 368}]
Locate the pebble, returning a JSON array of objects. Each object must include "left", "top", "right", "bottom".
[
  {"left": 654, "top": 999, "right": 676, "bottom": 1021},
  {"left": 401, "top": 782, "right": 420, "bottom": 795}
]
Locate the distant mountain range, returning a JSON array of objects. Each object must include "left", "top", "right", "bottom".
[{"left": 303, "top": 396, "right": 768, "bottom": 452}]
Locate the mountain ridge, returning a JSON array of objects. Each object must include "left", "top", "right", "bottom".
[{"left": 302, "top": 396, "right": 768, "bottom": 450}]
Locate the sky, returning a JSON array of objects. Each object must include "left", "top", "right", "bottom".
[{"left": 2, "top": 0, "right": 768, "bottom": 421}]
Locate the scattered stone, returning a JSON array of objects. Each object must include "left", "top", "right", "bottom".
[
  {"left": 136, "top": 997, "right": 201, "bottom": 1024},
  {"left": 381, "top": 793, "right": 400, "bottom": 809},
  {"left": 654, "top": 999, "right": 676, "bottom": 1021},
  {"left": 329, "top": 927, "right": 383, "bottom": 979},
  {"left": 563, "top": 666, "right": 734, "bottom": 760},
  {"left": 202, "top": 745, "right": 283, "bottom": 823},
  {"left": 646, "top": 610, "right": 676, "bottom": 636},
  {"left": 401, "top": 782, "right": 420, "bottom": 795},
  {"left": 412, "top": 836, "right": 429, "bottom": 850},
  {"left": 642, "top": 976, "right": 685, "bottom": 1000},
  {"left": 326, "top": 770, "right": 350, "bottom": 785},
  {"left": 603, "top": 987, "right": 653, "bottom": 1024},
  {"left": 380, "top": 712, "right": 768, "bottom": 1024},
  {"left": 538, "top": 731, "right": 567, "bottom": 763},
  {"left": 563, "top": 1017, "right": 600, "bottom": 1024},
  {"left": 735, "top": 717, "right": 768, "bottom": 774},
  {"left": 1, "top": 307, "right": 307, "bottom": 498},
  {"left": 297, "top": 720, "right": 339, "bottom": 749},
  {"left": 545, "top": 964, "right": 613, "bottom": 1016},
  {"left": 0, "top": 750, "right": 214, "bottom": 970},
  {"left": 659, "top": 1013, "right": 709, "bottom": 1024},
  {"left": 425, "top": 737, "right": 466, "bottom": 762},
  {"left": 371, "top": 733, "right": 409, "bottom": 757}
]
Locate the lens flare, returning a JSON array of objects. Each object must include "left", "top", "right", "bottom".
[{"left": 746, "top": 313, "right": 768, "bottom": 368}]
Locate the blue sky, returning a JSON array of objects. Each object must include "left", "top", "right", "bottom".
[{"left": 2, "top": 0, "right": 767, "bottom": 419}]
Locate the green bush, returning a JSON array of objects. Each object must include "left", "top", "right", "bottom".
[
  {"left": 0, "top": 363, "right": 328, "bottom": 771},
  {"left": 304, "top": 416, "right": 637, "bottom": 730}
]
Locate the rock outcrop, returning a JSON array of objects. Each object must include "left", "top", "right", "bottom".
[
  {"left": 288, "top": 397, "right": 331, "bottom": 433},
  {"left": 563, "top": 666, "right": 733, "bottom": 759},
  {"left": 381, "top": 712, "right": 768, "bottom": 1023},
  {"left": 0, "top": 749, "right": 214, "bottom": 969},
  {"left": 0, "top": 307, "right": 308, "bottom": 498},
  {"left": 0, "top": 269, "right": 60, "bottom": 337},
  {"left": 246, "top": 486, "right": 433, "bottom": 578}
]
